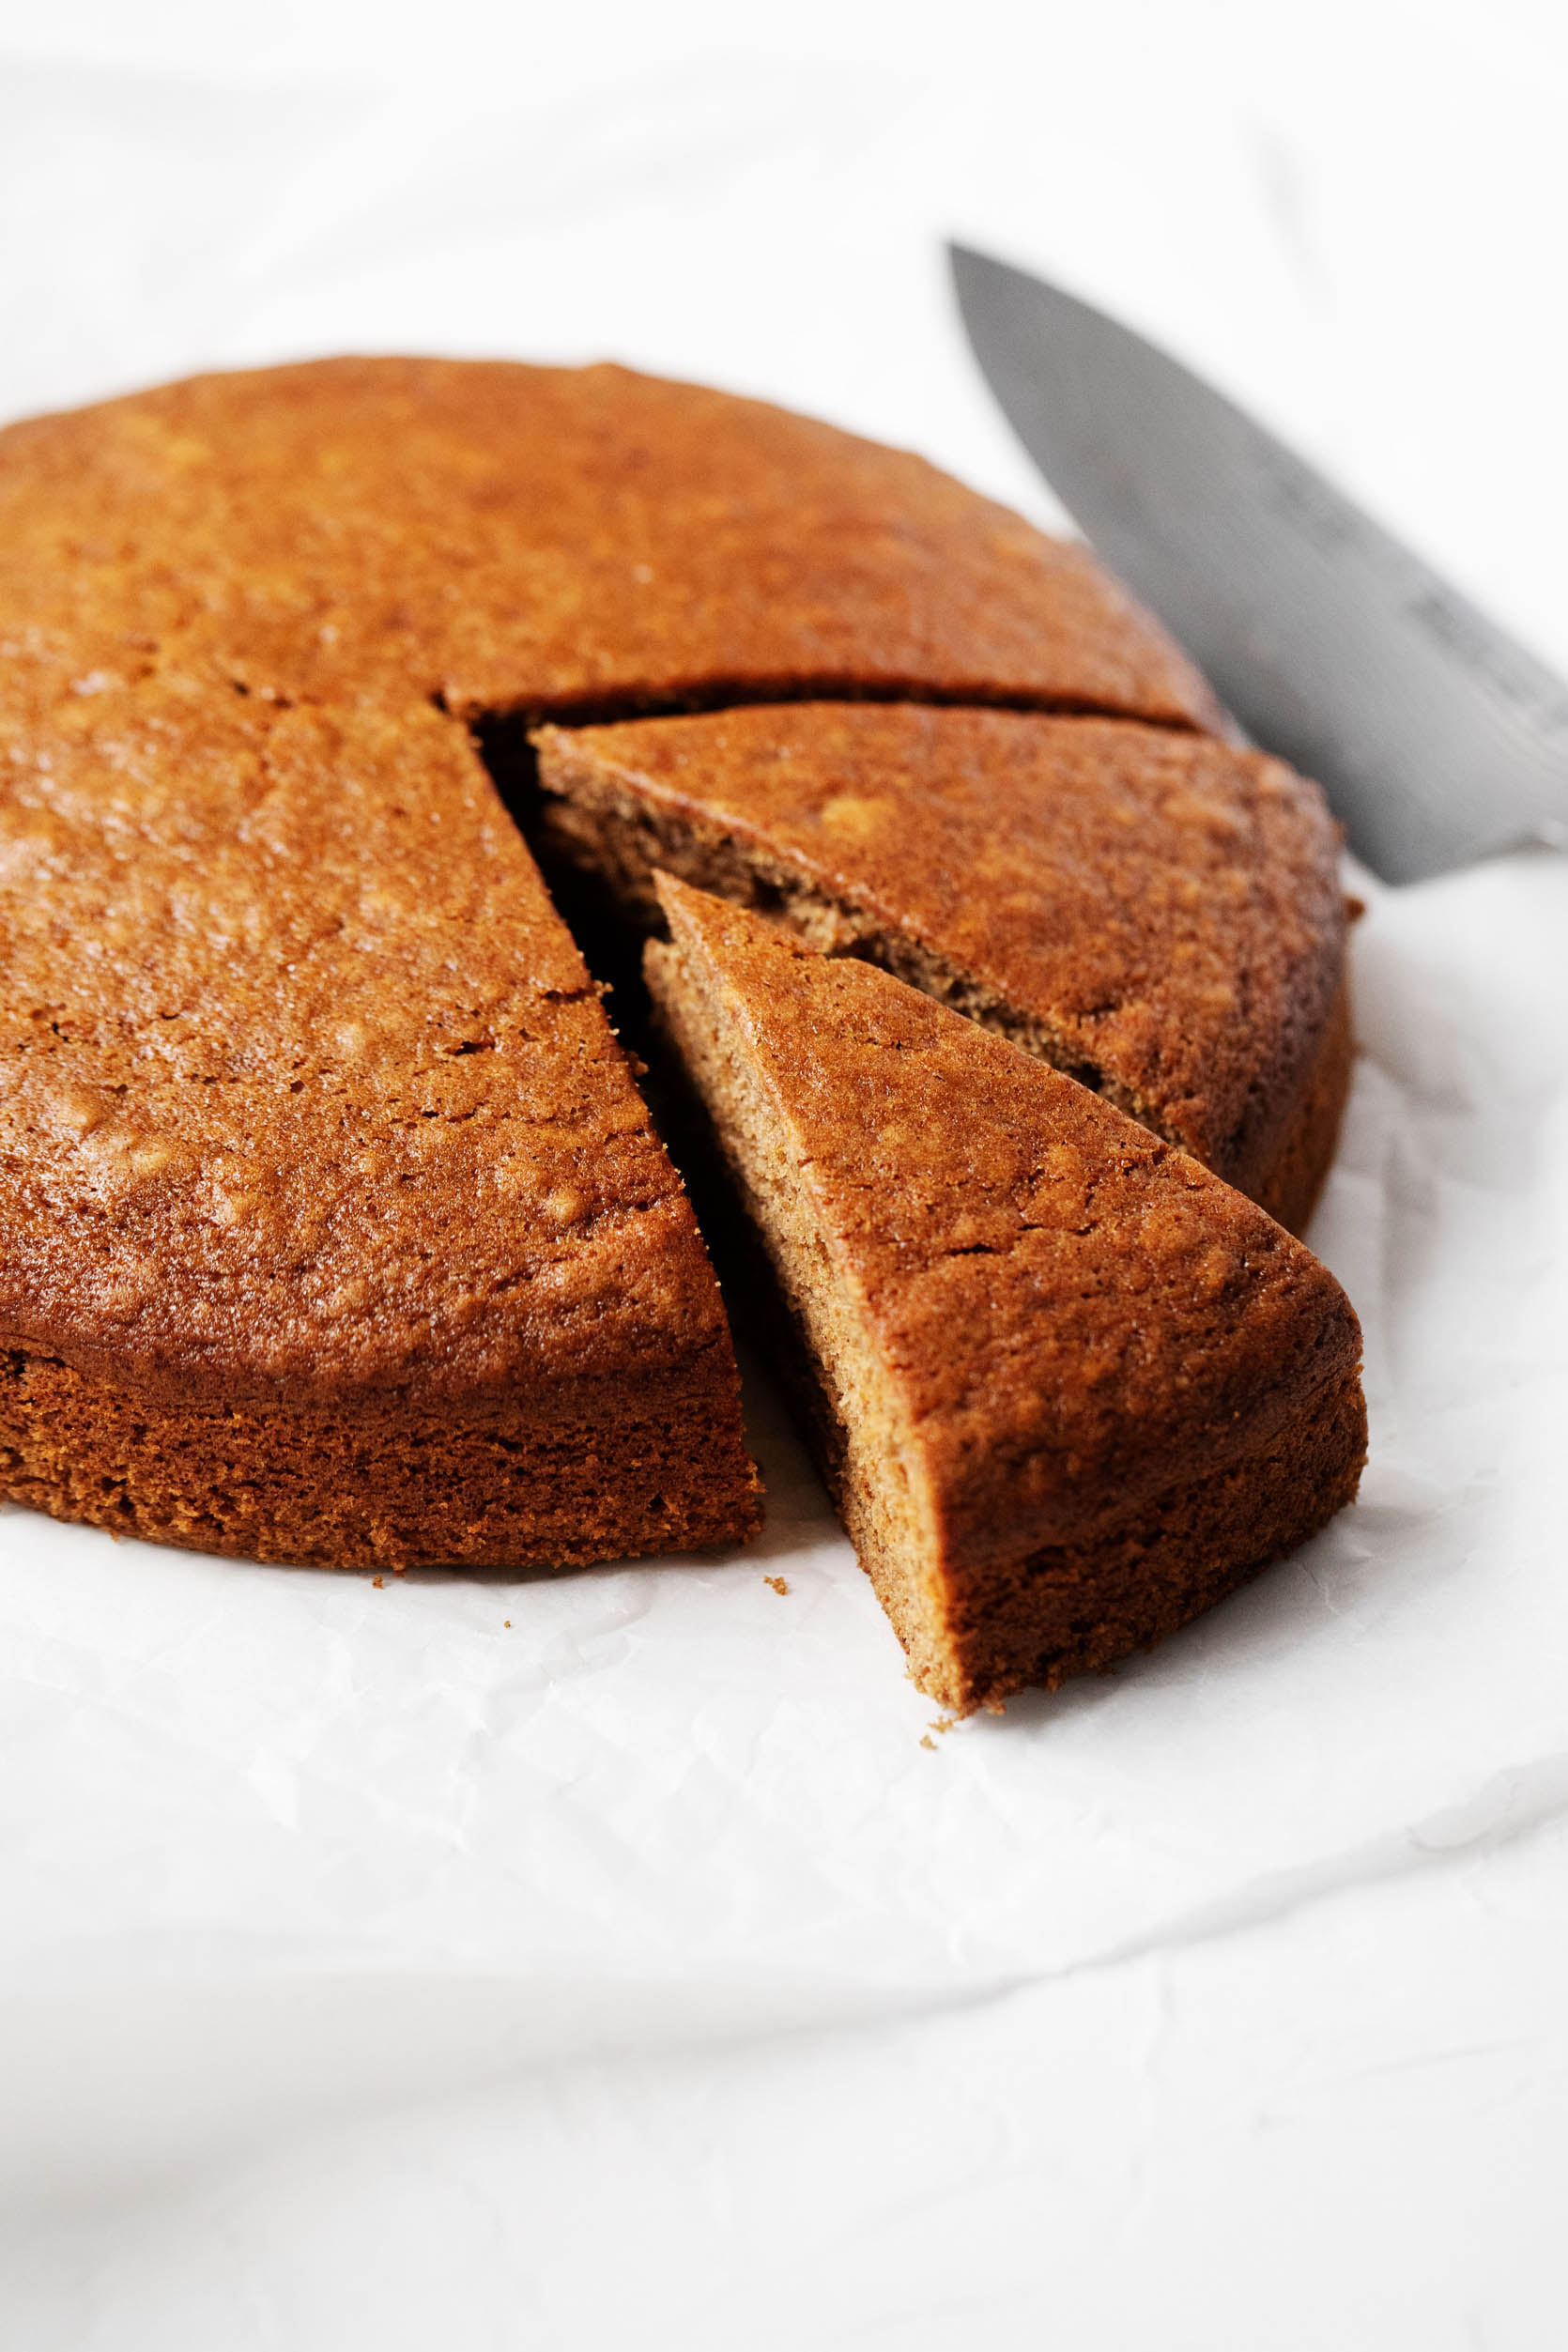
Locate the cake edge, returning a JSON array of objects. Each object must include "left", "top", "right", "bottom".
[{"left": 0, "top": 1341, "right": 763, "bottom": 1572}]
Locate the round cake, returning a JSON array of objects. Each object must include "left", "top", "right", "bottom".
[{"left": 0, "top": 358, "right": 1353, "bottom": 1586}]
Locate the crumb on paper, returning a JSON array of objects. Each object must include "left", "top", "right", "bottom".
[
  {"left": 371, "top": 1574, "right": 384, "bottom": 1590},
  {"left": 503, "top": 1619, "right": 512, "bottom": 1628},
  {"left": 764, "top": 1575, "right": 790, "bottom": 1596},
  {"left": 919, "top": 1733, "right": 936, "bottom": 1750},
  {"left": 928, "top": 1714, "right": 958, "bottom": 1736}
]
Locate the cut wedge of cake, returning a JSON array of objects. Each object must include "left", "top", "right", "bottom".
[
  {"left": 645, "top": 875, "right": 1366, "bottom": 1712},
  {"left": 0, "top": 688, "right": 761, "bottom": 1570},
  {"left": 533, "top": 702, "right": 1351, "bottom": 1233}
]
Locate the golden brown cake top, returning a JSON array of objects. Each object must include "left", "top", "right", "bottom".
[
  {"left": 0, "top": 673, "right": 730, "bottom": 1410},
  {"left": 654, "top": 875, "right": 1361, "bottom": 1566},
  {"left": 0, "top": 357, "right": 1216, "bottom": 724},
  {"left": 538, "top": 702, "right": 1346, "bottom": 1191}
]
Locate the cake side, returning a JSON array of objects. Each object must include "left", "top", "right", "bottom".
[
  {"left": 933, "top": 1375, "right": 1368, "bottom": 1711},
  {"left": 0, "top": 1347, "right": 757, "bottom": 1570},
  {"left": 646, "top": 876, "right": 1365, "bottom": 1708},
  {"left": 533, "top": 703, "right": 1350, "bottom": 1223},
  {"left": 1249, "top": 977, "right": 1353, "bottom": 1236}
]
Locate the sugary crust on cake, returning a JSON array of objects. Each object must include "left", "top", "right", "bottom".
[
  {"left": 534, "top": 703, "right": 1349, "bottom": 1214},
  {"left": 647, "top": 877, "right": 1365, "bottom": 1707},
  {"left": 0, "top": 357, "right": 1218, "bottom": 726}
]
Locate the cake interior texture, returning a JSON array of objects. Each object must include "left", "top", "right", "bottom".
[
  {"left": 531, "top": 703, "right": 1352, "bottom": 1235},
  {"left": 646, "top": 875, "right": 1366, "bottom": 1712}
]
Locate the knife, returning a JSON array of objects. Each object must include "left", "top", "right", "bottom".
[{"left": 949, "top": 241, "right": 1568, "bottom": 884}]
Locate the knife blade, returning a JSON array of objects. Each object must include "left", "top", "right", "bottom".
[{"left": 949, "top": 241, "right": 1568, "bottom": 884}]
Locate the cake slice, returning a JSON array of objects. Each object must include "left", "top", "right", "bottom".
[
  {"left": 645, "top": 875, "right": 1365, "bottom": 1711},
  {"left": 533, "top": 703, "right": 1351, "bottom": 1234},
  {"left": 0, "top": 685, "right": 761, "bottom": 1571}
]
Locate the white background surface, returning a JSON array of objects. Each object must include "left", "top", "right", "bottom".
[{"left": 2, "top": 3, "right": 1565, "bottom": 2344}]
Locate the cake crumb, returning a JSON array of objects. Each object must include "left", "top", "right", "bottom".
[
  {"left": 371, "top": 1574, "right": 384, "bottom": 1589},
  {"left": 928, "top": 1714, "right": 957, "bottom": 1736},
  {"left": 919, "top": 1733, "right": 937, "bottom": 1750},
  {"left": 503, "top": 1619, "right": 512, "bottom": 1628},
  {"left": 764, "top": 1575, "right": 790, "bottom": 1596}
]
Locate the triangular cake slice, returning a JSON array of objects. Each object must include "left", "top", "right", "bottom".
[
  {"left": 646, "top": 875, "right": 1365, "bottom": 1712},
  {"left": 0, "top": 687, "right": 761, "bottom": 1572},
  {"left": 533, "top": 704, "right": 1351, "bottom": 1234}
]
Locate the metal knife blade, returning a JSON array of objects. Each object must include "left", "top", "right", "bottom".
[{"left": 949, "top": 241, "right": 1568, "bottom": 884}]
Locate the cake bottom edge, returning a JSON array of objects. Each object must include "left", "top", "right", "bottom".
[{"left": 0, "top": 1345, "right": 763, "bottom": 1572}]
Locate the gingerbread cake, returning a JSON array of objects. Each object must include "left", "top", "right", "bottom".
[
  {"left": 647, "top": 877, "right": 1366, "bottom": 1711},
  {"left": 0, "top": 354, "right": 1359, "bottom": 1634},
  {"left": 532, "top": 704, "right": 1350, "bottom": 1233}
]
